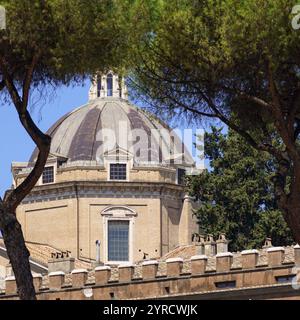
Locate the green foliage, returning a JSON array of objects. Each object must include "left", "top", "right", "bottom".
[
  {"left": 129, "top": 0, "right": 300, "bottom": 154},
  {"left": 129, "top": 0, "right": 300, "bottom": 242},
  {"left": 131, "top": 0, "right": 300, "bottom": 115},
  {"left": 0, "top": 0, "right": 158, "bottom": 88},
  {"left": 187, "top": 128, "right": 294, "bottom": 251}
]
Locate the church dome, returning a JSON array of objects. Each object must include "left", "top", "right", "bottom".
[{"left": 30, "top": 75, "right": 195, "bottom": 168}]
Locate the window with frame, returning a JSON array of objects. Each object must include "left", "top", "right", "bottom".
[
  {"left": 42, "top": 166, "right": 54, "bottom": 184},
  {"left": 177, "top": 168, "right": 186, "bottom": 185},
  {"left": 110, "top": 163, "right": 127, "bottom": 181},
  {"left": 108, "top": 220, "right": 129, "bottom": 262}
]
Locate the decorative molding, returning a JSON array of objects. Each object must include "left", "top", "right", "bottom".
[
  {"left": 101, "top": 206, "right": 137, "bottom": 217},
  {"left": 21, "top": 182, "right": 184, "bottom": 204},
  {"left": 102, "top": 206, "right": 136, "bottom": 265}
]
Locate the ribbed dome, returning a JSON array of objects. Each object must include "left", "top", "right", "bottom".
[{"left": 30, "top": 97, "right": 194, "bottom": 166}]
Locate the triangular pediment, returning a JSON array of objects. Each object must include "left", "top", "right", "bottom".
[
  {"left": 104, "top": 145, "right": 133, "bottom": 160},
  {"left": 48, "top": 152, "right": 68, "bottom": 160}
]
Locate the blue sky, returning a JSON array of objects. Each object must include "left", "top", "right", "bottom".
[{"left": 0, "top": 81, "right": 91, "bottom": 196}]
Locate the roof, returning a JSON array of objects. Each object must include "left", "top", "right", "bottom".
[
  {"left": 0, "top": 239, "right": 91, "bottom": 271},
  {"left": 162, "top": 245, "right": 198, "bottom": 260},
  {"left": 29, "top": 97, "right": 194, "bottom": 167}
]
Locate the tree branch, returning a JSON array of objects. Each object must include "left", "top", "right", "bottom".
[
  {"left": 0, "top": 80, "right": 5, "bottom": 91},
  {"left": 4, "top": 110, "right": 51, "bottom": 211},
  {"left": 267, "top": 62, "right": 282, "bottom": 113},
  {"left": 22, "top": 51, "right": 41, "bottom": 112},
  {"left": 290, "top": 86, "right": 300, "bottom": 118},
  {"left": 0, "top": 57, "right": 23, "bottom": 110},
  {"left": 0, "top": 55, "right": 51, "bottom": 211},
  {"left": 238, "top": 92, "right": 273, "bottom": 110},
  {"left": 5, "top": 143, "right": 51, "bottom": 211},
  {"left": 197, "top": 91, "right": 286, "bottom": 162}
]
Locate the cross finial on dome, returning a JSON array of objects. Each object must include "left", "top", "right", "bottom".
[{"left": 89, "top": 72, "right": 128, "bottom": 101}]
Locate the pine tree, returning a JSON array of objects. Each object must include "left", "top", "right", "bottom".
[
  {"left": 187, "top": 127, "right": 294, "bottom": 252},
  {"left": 130, "top": 0, "right": 300, "bottom": 244}
]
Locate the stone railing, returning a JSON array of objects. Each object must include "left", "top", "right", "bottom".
[{"left": 1, "top": 245, "right": 300, "bottom": 300}]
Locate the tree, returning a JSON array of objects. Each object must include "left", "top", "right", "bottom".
[
  {"left": 187, "top": 127, "right": 293, "bottom": 252},
  {"left": 130, "top": 0, "right": 300, "bottom": 243},
  {"left": 0, "top": 0, "right": 155, "bottom": 300}
]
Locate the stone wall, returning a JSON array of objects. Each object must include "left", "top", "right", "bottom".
[
  {"left": 15, "top": 166, "right": 178, "bottom": 187},
  {"left": 16, "top": 180, "right": 196, "bottom": 263},
  {"left": 1, "top": 245, "right": 300, "bottom": 300}
]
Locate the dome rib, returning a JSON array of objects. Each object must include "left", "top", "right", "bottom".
[
  {"left": 29, "top": 105, "right": 88, "bottom": 163},
  {"left": 68, "top": 106, "right": 102, "bottom": 161}
]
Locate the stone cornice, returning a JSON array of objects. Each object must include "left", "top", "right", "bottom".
[{"left": 21, "top": 181, "right": 184, "bottom": 204}]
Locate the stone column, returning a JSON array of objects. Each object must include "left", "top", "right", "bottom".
[{"left": 179, "top": 195, "right": 199, "bottom": 246}]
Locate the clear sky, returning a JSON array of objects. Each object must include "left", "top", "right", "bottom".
[{"left": 0, "top": 81, "right": 91, "bottom": 196}]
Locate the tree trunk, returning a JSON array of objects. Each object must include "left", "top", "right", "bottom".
[
  {"left": 1, "top": 209, "right": 36, "bottom": 300},
  {"left": 282, "top": 160, "right": 300, "bottom": 244},
  {"left": 285, "top": 205, "right": 300, "bottom": 244}
]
